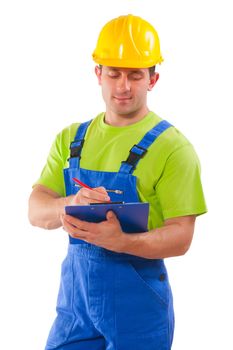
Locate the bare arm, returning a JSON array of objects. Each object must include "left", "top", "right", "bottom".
[
  {"left": 28, "top": 185, "right": 69, "bottom": 229},
  {"left": 28, "top": 184, "right": 110, "bottom": 230},
  {"left": 120, "top": 215, "right": 196, "bottom": 258},
  {"left": 62, "top": 212, "right": 196, "bottom": 259}
]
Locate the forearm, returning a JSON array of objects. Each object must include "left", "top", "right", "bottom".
[
  {"left": 121, "top": 223, "right": 194, "bottom": 259},
  {"left": 28, "top": 190, "right": 71, "bottom": 230},
  {"left": 29, "top": 184, "right": 111, "bottom": 230}
]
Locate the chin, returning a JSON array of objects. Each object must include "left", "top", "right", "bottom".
[
  {"left": 114, "top": 109, "right": 136, "bottom": 117},
  {"left": 111, "top": 105, "right": 136, "bottom": 116}
]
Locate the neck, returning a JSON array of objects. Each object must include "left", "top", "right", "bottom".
[{"left": 104, "top": 107, "right": 150, "bottom": 127}]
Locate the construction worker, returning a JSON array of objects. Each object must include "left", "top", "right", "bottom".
[{"left": 29, "top": 14, "right": 207, "bottom": 350}]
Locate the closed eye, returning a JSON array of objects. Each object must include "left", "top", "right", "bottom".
[{"left": 129, "top": 73, "right": 144, "bottom": 80}]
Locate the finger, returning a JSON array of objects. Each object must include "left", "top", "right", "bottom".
[
  {"left": 94, "top": 187, "right": 108, "bottom": 195},
  {"left": 80, "top": 197, "right": 109, "bottom": 204},
  {"left": 106, "top": 210, "right": 118, "bottom": 222},
  {"left": 64, "top": 215, "right": 91, "bottom": 231},
  {"left": 63, "top": 219, "right": 88, "bottom": 239},
  {"left": 82, "top": 188, "right": 110, "bottom": 202}
]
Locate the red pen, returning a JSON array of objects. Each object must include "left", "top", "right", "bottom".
[
  {"left": 73, "top": 177, "right": 93, "bottom": 190},
  {"left": 73, "top": 177, "right": 123, "bottom": 195},
  {"left": 73, "top": 177, "right": 113, "bottom": 203}
]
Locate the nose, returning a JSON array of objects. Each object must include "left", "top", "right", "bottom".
[{"left": 116, "top": 75, "right": 131, "bottom": 93}]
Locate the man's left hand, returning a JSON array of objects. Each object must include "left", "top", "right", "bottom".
[{"left": 61, "top": 211, "right": 127, "bottom": 253}]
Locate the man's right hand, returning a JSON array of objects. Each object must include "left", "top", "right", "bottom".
[
  {"left": 69, "top": 187, "right": 110, "bottom": 205},
  {"left": 28, "top": 184, "right": 111, "bottom": 230}
]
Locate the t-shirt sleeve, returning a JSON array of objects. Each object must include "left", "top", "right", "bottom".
[
  {"left": 33, "top": 131, "right": 67, "bottom": 197},
  {"left": 156, "top": 144, "right": 207, "bottom": 219}
]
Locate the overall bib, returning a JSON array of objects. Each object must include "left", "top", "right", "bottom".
[{"left": 45, "top": 120, "right": 175, "bottom": 350}]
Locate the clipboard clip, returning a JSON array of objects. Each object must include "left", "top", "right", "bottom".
[{"left": 90, "top": 201, "right": 124, "bottom": 205}]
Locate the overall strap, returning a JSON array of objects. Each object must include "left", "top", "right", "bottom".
[
  {"left": 68, "top": 120, "right": 92, "bottom": 168},
  {"left": 119, "top": 120, "right": 173, "bottom": 174}
]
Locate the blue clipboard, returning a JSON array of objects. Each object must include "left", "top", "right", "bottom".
[{"left": 65, "top": 202, "right": 149, "bottom": 234}]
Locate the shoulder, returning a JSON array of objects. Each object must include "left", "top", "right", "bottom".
[
  {"left": 55, "top": 122, "right": 81, "bottom": 146},
  {"left": 53, "top": 116, "right": 101, "bottom": 161},
  {"left": 159, "top": 123, "right": 191, "bottom": 149},
  {"left": 56, "top": 114, "right": 102, "bottom": 146},
  {"left": 165, "top": 126, "right": 200, "bottom": 164},
  {"left": 143, "top": 117, "right": 201, "bottom": 176},
  {"left": 48, "top": 122, "right": 81, "bottom": 165},
  {"left": 156, "top": 125, "right": 202, "bottom": 180},
  {"left": 152, "top": 120, "right": 197, "bottom": 158},
  {"left": 144, "top": 112, "right": 193, "bottom": 153}
]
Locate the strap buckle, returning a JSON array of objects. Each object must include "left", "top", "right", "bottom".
[
  {"left": 68, "top": 139, "right": 84, "bottom": 160},
  {"left": 122, "top": 144, "right": 147, "bottom": 169}
]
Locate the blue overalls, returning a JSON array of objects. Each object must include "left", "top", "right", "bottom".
[{"left": 45, "top": 120, "right": 175, "bottom": 350}]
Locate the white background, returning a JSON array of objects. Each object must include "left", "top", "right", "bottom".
[{"left": 0, "top": 0, "right": 232, "bottom": 349}]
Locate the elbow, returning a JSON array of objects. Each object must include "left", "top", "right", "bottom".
[
  {"left": 28, "top": 208, "right": 61, "bottom": 230},
  {"left": 28, "top": 203, "right": 48, "bottom": 229},
  {"left": 28, "top": 188, "right": 62, "bottom": 230},
  {"left": 28, "top": 205, "right": 37, "bottom": 227},
  {"left": 28, "top": 209, "right": 41, "bottom": 228},
  {"left": 179, "top": 230, "right": 194, "bottom": 256},
  {"left": 28, "top": 195, "right": 40, "bottom": 227},
  {"left": 180, "top": 242, "right": 192, "bottom": 256},
  {"left": 28, "top": 212, "right": 56, "bottom": 230},
  {"left": 28, "top": 195, "right": 53, "bottom": 229}
]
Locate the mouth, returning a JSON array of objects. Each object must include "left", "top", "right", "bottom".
[{"left": 113, "top": 96, "right": 132, "bottom": 101}]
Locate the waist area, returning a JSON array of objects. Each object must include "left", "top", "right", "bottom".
[{"left": 67, "top": 242, "right": 164, "bottom": 265}]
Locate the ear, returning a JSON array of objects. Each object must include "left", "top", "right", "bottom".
[
  {"left": 95, "top": 65, "right": 102, "bottom": 85},
  {"left": 148, "top": 72, "right": 159, "bottom": 91}
]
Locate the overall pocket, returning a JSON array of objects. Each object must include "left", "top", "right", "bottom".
[
  {"left": 115, "top": 259, "right": 172, "bottom": 338},
  {"left": 127, "top": 259, "right": 170, "bottom": 307}
]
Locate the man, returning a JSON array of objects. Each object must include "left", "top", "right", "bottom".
[{"left": 29, "top": 14, "right": 207, "bottom": 350}]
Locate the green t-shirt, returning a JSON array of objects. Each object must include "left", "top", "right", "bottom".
[{"left": 35, "top": 111, "right": 207, "bottom": 230}]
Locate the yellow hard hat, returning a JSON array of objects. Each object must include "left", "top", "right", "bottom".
[{"left": 92, "top": 14, "right": 163, "bottom": 68}]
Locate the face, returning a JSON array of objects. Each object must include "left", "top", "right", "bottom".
[{"left": 95, "top": 66, "right": 159, "bottom": 119}]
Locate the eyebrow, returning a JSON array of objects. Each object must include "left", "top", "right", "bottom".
[{"left": 108, "top": 68, "right": 145, "bottom": 75}]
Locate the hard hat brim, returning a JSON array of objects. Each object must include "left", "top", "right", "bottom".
[{"left": 92, "top": 56, "right": 164, "bottom": 68}]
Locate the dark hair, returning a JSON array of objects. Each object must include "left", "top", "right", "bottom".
[
  {"left": 98, "top": 65, "right": 156, "bottom": 77},
  {"left": 148, "top": 66, "right": 156, "bottom": 77}
]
